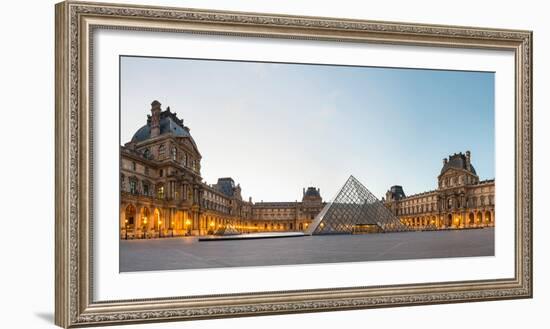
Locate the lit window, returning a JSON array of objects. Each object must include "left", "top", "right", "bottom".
[{"left": 157, "top": 186, "right": 165, "bottom": 199}]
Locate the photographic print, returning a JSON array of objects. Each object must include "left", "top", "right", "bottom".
[
  {"left": 55, "top": 3, "right": 532, "bottom": 326},
  {"left": 119, "top": 56, "right": 495, "bottom": 272}
]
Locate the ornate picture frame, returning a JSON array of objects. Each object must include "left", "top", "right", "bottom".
[{"left": 55, "top": 1, "right": 532, "bottom": 327}]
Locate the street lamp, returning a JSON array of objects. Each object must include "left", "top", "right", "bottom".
[
  {"left": 124, "top": 219, "right": 128, "bottom": 240},
  {"left": 143, "top": 217, "right": 148, "bottom": 239},
  {"left": 185, "top": 219, "right": 191, "bottom": 235}
]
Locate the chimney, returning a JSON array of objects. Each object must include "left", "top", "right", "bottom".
[
  {"left": 443, "top": 157, "right": 448, "bottom": 165},
  {"left": 465, "top": 150, "right": 471, "bottom": 169},
  {"left": 150, "top": 100, "right": 161, "bottom": 138}
]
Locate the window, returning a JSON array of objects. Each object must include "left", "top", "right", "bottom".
[
  {"left": 158, "top": 144, "right": 165, "bottom": 159},
  {"left": 159, "top": 169, "right": 163, "bottom": 177},
  {"left": 157, "top": 186, "right": 165, "bottom": 199},
  {"left": 171, "top": 146, "right": 177, "bottom": 161},
  {"left": 143, "top": 148, "right": 151, "bottom": 159},
  {"left": 182, "top": 152, "right": 187, "bottom": 166},
  {"left": 129, "top": 179, "right": 137, "bottom": 194},
  {"left": 143, "top": 183, "right": 149, "bottom": 196}
]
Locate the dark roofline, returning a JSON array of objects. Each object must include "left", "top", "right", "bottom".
[{"left": 254, "top": 202, "right": 300, "bottom": 207}]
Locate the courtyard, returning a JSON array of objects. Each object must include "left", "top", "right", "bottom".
[{"left": 120, "top": 227, "right": 494, "bottom": 272}]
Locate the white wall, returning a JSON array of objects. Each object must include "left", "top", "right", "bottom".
[{"left": 0, "top": 0, "right": 547, "bottom": 328}]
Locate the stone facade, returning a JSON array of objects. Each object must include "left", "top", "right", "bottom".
[
  {"left": 120, "top": 101, "right": 323, "bottom": 239},
  {"left": 120, "top": 101, "right": 494, "bottom": 239},
  {"left": 383, "top": 151, "right": 495, "bottom": 230}
]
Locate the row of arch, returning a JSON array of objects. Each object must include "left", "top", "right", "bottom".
[
  {"left": 121, "top": 203, "right": 310, "bottom": 238},
  {"left": 402, "top": 210, "right": 494, "bottom": 229}
]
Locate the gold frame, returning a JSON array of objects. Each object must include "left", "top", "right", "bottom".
[{"left": 55, "top": 1, "right": 533, "bottom": 327}]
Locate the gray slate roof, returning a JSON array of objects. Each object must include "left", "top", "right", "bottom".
[
  {"left": 131, "top": 110, "right": 191, "bottom": 143},
  {"left": 441, "top": 153, "right": 477, "bottom": 175}
]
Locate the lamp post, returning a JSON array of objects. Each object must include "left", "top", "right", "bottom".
[
  {"left": 185, "top": 219, "right": 191, "bottom": 236},
  {"left": 124, "top": 219, "right": 128, "bottom": 240},
  {"left": 143, "top": 217, "right": 148, "bottom": 239}
]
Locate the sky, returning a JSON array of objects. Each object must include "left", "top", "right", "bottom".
[{"left": 120, "top": 56, "right": 495, "bottom": 202}]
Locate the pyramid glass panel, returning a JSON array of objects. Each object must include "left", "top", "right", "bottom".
[{"left": 306, "top": 175, "right": 410, "bottom": 235}]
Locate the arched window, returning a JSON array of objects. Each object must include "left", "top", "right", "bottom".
[{"left": 143, "top": 148, "right": 151, "bottom": 159}]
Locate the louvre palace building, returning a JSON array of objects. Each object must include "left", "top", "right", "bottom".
[
  {"left": 120, "top": 100, "right": 494, "bottom": 239},
  {"left": 383, "top": 151, "right": 495, "bottom": 230},
  {"left": 120, "top": 101, "right": 323, "bottom": 238}
]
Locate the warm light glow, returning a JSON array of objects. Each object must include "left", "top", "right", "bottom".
[
  {"left": 185, "top": 219, "right": 191, "bottom": 226},
  {"left": 209, "top": 222, "right": 215, "bottom": 227},
  {"left": 143, "top": 217, "right": 147, "bottom": 224}
]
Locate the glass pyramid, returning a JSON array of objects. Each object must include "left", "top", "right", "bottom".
[{"left": 306, "top": 175, "right": 410, "bottom": 235}]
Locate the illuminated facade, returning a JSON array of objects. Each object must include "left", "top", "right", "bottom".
[
  {"left": 120, "top": 101, "right": 494, "bottom": 239},
  {"left": 120, "top": 101, "right": 323, "bottom": 239},
  {"left": 383, "top": 151, "right": 495, "bottom": 230}
]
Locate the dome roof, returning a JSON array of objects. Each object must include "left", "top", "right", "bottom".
[
  {"left": 131, "top": 108, "right": 191, "bottom": 143},
  {"left": 304, "top": 187, "right": 321, "bottom": 198},
  {"left": 441, "top": 152, "right": 477, "bottom": 175},
  {"left": 389, "top": 185, "right": 406, "bottom": 199}
]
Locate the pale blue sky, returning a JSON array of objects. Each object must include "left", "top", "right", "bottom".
[{"left": 120, "top": 56, "right": 494, "bottom": 202}]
